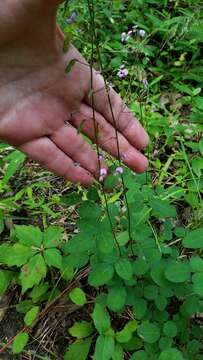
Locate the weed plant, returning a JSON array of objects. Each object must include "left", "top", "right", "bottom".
[{"left": 0, "top": 0, "right": 203, "bottom": 359}]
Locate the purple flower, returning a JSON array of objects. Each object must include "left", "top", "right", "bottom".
[
  {"left": 142, "top": 78, "right": 148, "bottom": 89},
  {"left": 117, "top": 66, "right": 128, "bottom": 79},
  {"left": 99, "top": 168, "right": 107, "bottom": 182},
  {"left": 98, "top": 155, "right": 103, "bottom": 161},
  {"left": 65, "top": 11, "right": 77, "bottom": 25},
  {"left": 115, "top": 167, "right": 124, "bottom": 174}
]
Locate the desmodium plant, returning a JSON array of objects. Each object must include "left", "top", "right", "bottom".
[{"left": 0, "top": 0, "right": 203, "bottom": 359}]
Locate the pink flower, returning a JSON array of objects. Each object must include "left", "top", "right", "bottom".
[
  {"left": 99, "top": 168, "right": 107, "bottom": 182},
  {"left": 115, "top": 167, "right": 124, "bottom": 174},
  {"left": 117, "top": 66, "right": 129, "bottom": 79}
]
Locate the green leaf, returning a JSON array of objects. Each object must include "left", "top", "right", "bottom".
[
  {"left": 112, "top": 343, "right": 124, "bottom": 360},
  {"left": 0, "top": 210, "right": 4, "bottom": 234},
  {"left": 43, "top": 226, "right": 62, "bottom": 248},
  {"left": 192, "top": 157, "right": 203, "bottom": 177},
  {"left": 192, "top": 273, "right": 203, "bottom": 297},
  {"left": 190, "top": 256, "right": 203, "bottom": 272},
  {"left": 115, "top": 259, "right": 133, "bottom": 280},
  {"left": 95, "top": 335, "right": 115, "bottom": 360},
  {"left": 43, "top": 248, "right": 62, "bottom": 269},
  {"left": 199, "top": 138, "right": 203, "bottom": 156},
  {"left": 155, "top": 296, "right": 167, "bottom": 311},
  {"left": 96, "top": 231, "right": 114, "bottom": 254},
  {"left": 116, "top": 231, "right": 129, "bottom": 246},
  {"left": 149, "top": 198, "right": 177, "bottom": 218},
  {"left": 88, "top": 263, "right": 114, "bottom": 287},
  {"left": 0, "top": 270, "right": 13, "bottom": 295},
  {"left": 137, "top": 323, "right": 160, "bottom": 344},
  {"left": 69, "top": 288, "right": 87, "bottom": 306},
  {"left": 92, "top": 303, "right": 111, "bottom": 334},
  {"left": 30, "top": 282, "right": 49, "bottom": 303},
  {"left": 133, "top": 298, "right": 147, "bottom": 320},
  {"left": 158, "top": 348, "right": 184, "bottom": 360},
  {"left": 107, "top": 286, "right": 127, "bottom": 312},
  {"left": 24, "top": 306, "right": 39, "bottom": 326},
  {"left": 20, "top": 254, "right": 47, "bottom": 293},
  {"left": 130, "top": 351, "right": 148, "bottom": 360},
  {"left": 16, "top": 300, "right": 33, "bottom": 314},
  {"left": 163, "top": 321, "right": 177, "bottom": 338},
  {"left": 14, "top": 225, "right": 42, "bottom": 247},
  {"left": 182, "top": 228, "right": 203, "bottom": 249},
  {"left": 68, "top": 321, "right": 94, "bottom": 339},
  {"left": 12, "top": 332, "right": 29, "bottom": 354},
  {"left": 64, "top": 338, "right": 92, "bottom": 360},
  {"left": 5, "top": 244, "right": 32, "bottom": 267},
  {"left": 143, "top": 285, "right": 159, "bottom": 300},
  {"left": 164, "top": 261, "right": 190, "bottom": 283},
  {"left": 2, "top": 150, "right": 26, "bottom": 186},
  {"left": 65, "top": 59, "right": 77, "bottom": 74},
  {"left": 180, "top": 296, "right": 200, "bottom": 316},
  {"left": 133, "top": 258, "right": 149, "bottom": 276}
]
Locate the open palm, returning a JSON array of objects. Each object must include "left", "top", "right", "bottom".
[{"left": 0, "top": 0, "right": 149, "bottom": 185}]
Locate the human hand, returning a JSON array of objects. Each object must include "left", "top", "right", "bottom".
[{"left": 0, "top": 0, "right": 149, "bottom": 186}]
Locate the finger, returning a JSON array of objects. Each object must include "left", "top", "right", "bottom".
[
  {"left": 19, "top": 137, "right": 94, "bottom": 186},
  {"left": 70, "top": 103, "right": 148, "bottom": 173},
  {"left": 85, "top": 70, "right": 149, "bottom": 150},
  {"left": 50, "top": 122, "right": 107, "bottom": 177}
]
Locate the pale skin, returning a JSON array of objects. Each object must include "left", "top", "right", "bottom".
[{"left": 0, "top": 0, "right": 149, "bottom": 186}]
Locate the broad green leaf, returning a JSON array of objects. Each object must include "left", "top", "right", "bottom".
[
  {"left": 43, "top": 226, "right": 62, "bottom": 248},
  {"left": 112, "top": 343, "right": 124, "bottom": 360},
  {"left": 69, "top": 288, "right": 87, "bottom": 306},
  {"left": 164, "top": 261, "right": 190, "bottom": 283},
  {"left": 5, "top": 244, "right": 32, "bottom": 267},
  {"left": 16, "top": 300, "right": 33, "bottom": 314},
  {"left": 116, "top": 231, "right": 129, "bottom": 246},
  {"left": 116, "top": 321, "right": 137, "bottom": 343},
  {"left": 88, "top": 263, "right": 114, "bottom": 287},
  {"left": 95, "top": 335, "right": 115, "bottom": 360},
  {"left": 149, "top": 198, "right": 177, "bottom": 218},
  {"left": 131, "top": 351, "right": 148, "bottom": 360},
  {"left": 190, "top": 256, "right": 203, "bottom": 272},
  {"left": 20, "top": 254, "right": 47, "bottom": 293},
  {"left": 192, "top": 273, "right": 203, "bottom": 297},
  {"left": 144, "top": 285, "right": 159, "bottom": 300},
  {"left": 24, "top": 306, "right": 39, "bottom": 326},
  {"left": 92, "top": 303, "right": 111, "bottom": 334},
  {"left": 64, "top": 338, "right": 92, "bottom": 360},
  {"left": 133, "top": 298, "right": 147, "bottom": 320},
  {"left": 155, "top": 296, "right": 167, "bottom": 311},
  {"left": 30, "top": 282, "right": 49, "bottom": 303},
  {"left": 158, "top": 348, "right": 184, "bottom": 360},
  {"left": 199, "top": 138, "right": 203, "bottom": 156},
  {"left": 133, "top": 258, "right": 149, "bottom": 276},
  {"left": 182, "top": 228, "right": 203, "bottom": 249},
  {"left": 0, "top": 270, "right": 13, "bottom": 295},
  {"left": 180, "top": 296, "right": 200, "bottom": 316},
  {"left": 192, "top": 157, "right": 203, "bottom": 177},
  {"left": 137, "top": 323, "right": 160, "bottom": 344},
  {"left": 12, "top": 332, "right": 29, "bottom": 354},
  {"left": 163, "top": 321, "right": 177, "bottom": 338},
  {"left": 14, "top": 225, "right": 42, "bottom": 247},
  {"left": 115, "top": 259, "right": 133, "bottom": 280},
  {"left": 107, "top": 286, "right": 127, "bottom": 312},
  {"left": 43, "top": 248, "right": 62, "bottom": 269},
  {"left": 68, "top": 321, "right": 94, "bottom": 339},
  {"left": 96, "top": 231, "right": 114, "bottom": 254}
]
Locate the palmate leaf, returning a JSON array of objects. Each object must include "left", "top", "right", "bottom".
[
  {"left": 20, "top": 254, "right": 47, "bottom": 293},
  {"left": 43, "top": 226, "right": 62, "bottom": 248},
  {"left": 4, "top": 244, "right": 32, "bottom": 267}
]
